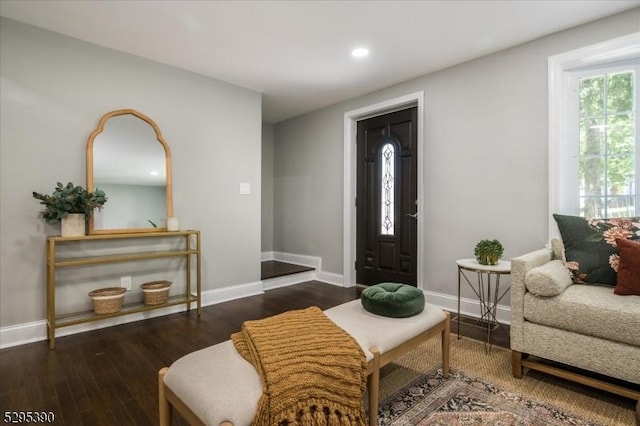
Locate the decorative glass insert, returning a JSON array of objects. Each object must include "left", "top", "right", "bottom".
[{"left": 380, "top": 143, "right": 395, "bottom": 235}]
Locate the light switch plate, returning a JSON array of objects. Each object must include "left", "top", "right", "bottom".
[{"left": 239, "top": 182, "right": 251, "bottom": 195}]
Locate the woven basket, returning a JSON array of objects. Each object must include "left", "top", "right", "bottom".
[
  {"left": 88, "top": 287, "right": 126, "bottom": 314},
  {"left": 140, "top": 280, "right": 172, "bottom": 305}
]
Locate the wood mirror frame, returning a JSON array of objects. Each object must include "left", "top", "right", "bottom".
[{"left": 86, "top": 109, "right": 173, "bottom": 234}]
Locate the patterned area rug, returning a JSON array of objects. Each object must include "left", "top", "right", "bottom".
[{"left": 378, "top": 367, "right": 601, "bottom": 425}]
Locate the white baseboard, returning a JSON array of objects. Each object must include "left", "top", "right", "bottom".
[
  {"left": 0, "top": 320, "right": 48, "bottom": 349},
  {"left": 271, "top": 251, "right": 322, "bottom": 270},
  {"left": 0, "top": 282, "right": 265, "bottom": 349},
  {"left": 0, "top": 304, "right": 193, "bottom": 349},
  {"left": 263, "top": 251, "right": 346, "bottom": 288},
  {"left": 199, "top": 281, "right": 264, "bottom": 306},
  {"left": 424, "top": 290, "right": 511, "bottom": 325},
  {"left": 263, "top": 271, "right": 316, "bottom": 290},
  {"left": 0, "top": 267, "right": 328, "bottom": 349},
  {"left": 1, "top": 253, "right": 510, "bottom": 348},
  {"left": 316, "top": 270, "right": 345, "bottom": 287},
  {"left": 261, "top": 251, "right": 275, "bottom": 261},
  {"left": 261, "top": 255, "right": 510, "bottom": 321}
]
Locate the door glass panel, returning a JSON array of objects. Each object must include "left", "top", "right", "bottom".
[{"left": 380, "top": 143, "right": 395, "bottom": 235}]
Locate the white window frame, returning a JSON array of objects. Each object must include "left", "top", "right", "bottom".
[{"left": 548, "top": 32, "right": 640, "bottom": 240}]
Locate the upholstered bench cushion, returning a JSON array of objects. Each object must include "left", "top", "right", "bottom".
[
  {"left": 325, "top": 299, "right": 445, "bottom": 356},
  {"left": 360, "top": 282, "right": 425, "bottom": 318},
  {"left": 163, "top": 340, "right": 261, "bottom": 425}
]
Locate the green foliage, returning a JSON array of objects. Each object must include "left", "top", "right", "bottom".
[
  {"left": 32, "top": 182, "right": 107, "bottom": 224},
  {"left": 474, "top": 239, "right": 504, "bottom": 266}
]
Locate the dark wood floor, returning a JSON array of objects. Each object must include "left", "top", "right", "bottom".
[
  {"left": 261, "top": 260, "right": 315, "bottom": 280},
  {"left": 0, "top": 281, "right": 507, "bottom": 426}
]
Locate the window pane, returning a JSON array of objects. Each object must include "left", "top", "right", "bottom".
[
  {"left": 607, "top": 195, "right": 635, "bottom": 218},
  {"left": 579, "top": 75, "right": 605, "bottom": 117},
  {"left": 380, "top": 143, "right": 395, "bottom": 236},
  {"left": 579, "top": 117, "right": 605, "bottom": 156},
  {"left": 607, "top": 113, "right": 634, "bottom": 155},
  {"left": 580, "top": 197, "right": 605, "bottom": 218},
  {"left": 579, "top": 156, "right": 604, "bottom": 196},
  {"left": 607, "top": 71, "right": 634, "bottom": 113},
  {"left": 608, "top": 155, "right": 635, "bottom": 194}
]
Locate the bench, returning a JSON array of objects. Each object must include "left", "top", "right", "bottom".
[{"left": 158, "top": 299, "right": 450, "bottom": 426}]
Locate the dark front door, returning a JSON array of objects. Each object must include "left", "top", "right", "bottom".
[{"left": 356, "top": 107, "right": 418, "bottom": 286}]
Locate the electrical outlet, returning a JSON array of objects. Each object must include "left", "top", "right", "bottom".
[{"left": 120, "top": 276, "right": 132, "bottom": 291}]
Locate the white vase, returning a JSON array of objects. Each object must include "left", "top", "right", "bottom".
[
  {"left": 61, "top": 213, "right": 85, "bottom": 237},
  {"left": 167, "top": 217, "right": 179, "bottom": 231}
]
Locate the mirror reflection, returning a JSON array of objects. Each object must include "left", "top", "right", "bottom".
[{"left": 87, "top": 109, "right": 173, "bottom": 234}]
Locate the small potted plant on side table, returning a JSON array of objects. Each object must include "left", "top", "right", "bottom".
[
  {"left": 474, "top": 239, "right": 504, "bottom": 266},
  {"left": 32, "top": 182, "right": 107, "bottom": 237}
]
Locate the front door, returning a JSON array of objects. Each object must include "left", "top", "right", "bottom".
[{"left": 356, "top": 107, "right": 418, "bottom": 286}]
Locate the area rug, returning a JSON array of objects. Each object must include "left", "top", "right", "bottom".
[
  {"left": 379, "top": 367, "right": 601, "bottom": 425},
  {"left": 373, "top": 336, "right": 635, "bottom": 425}
]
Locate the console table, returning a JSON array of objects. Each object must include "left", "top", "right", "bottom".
[{"left": 46, "top": 230, "right": 201, "bottom": 349}]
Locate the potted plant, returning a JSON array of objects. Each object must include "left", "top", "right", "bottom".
[
  {"left": 32, "top": 182, "right": 107, "bottom": 236},
  {"left": 474, "top": 239, "right": 504, "bottom": 265}
]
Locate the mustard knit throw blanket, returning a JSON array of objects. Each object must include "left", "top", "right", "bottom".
[{"left": 231, "top": 306, "right": 367, "bottom": 426}]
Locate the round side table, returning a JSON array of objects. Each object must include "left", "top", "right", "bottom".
[{"left": 456, "top": 258, "right": 511, "bottom": 353}]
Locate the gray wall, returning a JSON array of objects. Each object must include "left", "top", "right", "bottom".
[
  {"left": 274, "top": 109, "right": 344, "bottom": 264},
  {"left": 272, "top": 9, "right": 640, "bottom": 299},
  {"left": 0, "top": 18, "right": 262, "bottom": 328},
  {"left": 262, "top": 124, "right": 274, "bottom": 252}
]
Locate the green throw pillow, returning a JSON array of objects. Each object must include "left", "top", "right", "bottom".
[
  {"left": 361, "top": 282, "right": 425, "bottom": 318},
  {"left": 553, "top": 214, "right": 640, "bottom": 286}
]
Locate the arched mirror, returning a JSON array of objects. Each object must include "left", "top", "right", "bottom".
[{"left": 87, "top": 109, "right": 173, "bottom": 234}]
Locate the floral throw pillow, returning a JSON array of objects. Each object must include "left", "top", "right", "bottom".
[{"left": 552, "top": 214, "right": 640, "bottom": 285}]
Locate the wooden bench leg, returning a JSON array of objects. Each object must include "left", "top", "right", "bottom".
[
  {"left": 512, "top": 350, "right": 523, "bottom": 378},
  {"left": 442, "top": 312, "right": 450, "bottom": 378},
  {"left": 368, "top": 346, "right": 381, "bottom": 426},
  {"left": 159, "top": 367, "right": 171, "bottom": 426}
]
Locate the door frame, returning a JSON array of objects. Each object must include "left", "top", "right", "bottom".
[{"left": 343, "top": 91, "right": 425, "bottom": 289}]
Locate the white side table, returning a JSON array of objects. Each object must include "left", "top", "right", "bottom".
[{"left": 456, "top": 258, "right": 511, "bottom": 352}]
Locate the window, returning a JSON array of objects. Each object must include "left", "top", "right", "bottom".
[
  {"left": 577, "top": 67, "right": 637, "bottom": 218},
  {"left": 548, "top": 33, "right": 640, "bottom": 237},
  {"left": 380, "top": 142, "right": 395, "bottom": 235}
]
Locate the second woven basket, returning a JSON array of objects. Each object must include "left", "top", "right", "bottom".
[{"left": 140, "top": 280, "right": 172, "bottom": 305}]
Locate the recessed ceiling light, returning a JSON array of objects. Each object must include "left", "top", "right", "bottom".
[
  {"left": 351, "top": 47, "right": 369, "bottom": 58},
  {"left": 150, "top": 171, "right": 159, "bottom": 176}
]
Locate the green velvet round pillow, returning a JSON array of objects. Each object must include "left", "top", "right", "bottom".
[{"left": 361, "top": 282, "right": 425, "bottom": 318}]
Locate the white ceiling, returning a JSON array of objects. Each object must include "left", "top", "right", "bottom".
[{"left": 1, "top": 0, "right": 639, "bottom": 123}]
